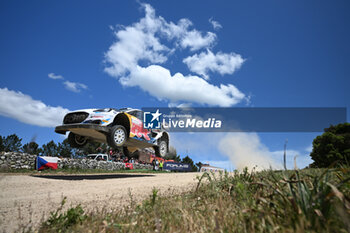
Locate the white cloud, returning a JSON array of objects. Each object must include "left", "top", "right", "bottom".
[
  {"left": 0, "top": 88, "right": 69, "bottom": 127},
  {"left": 180, "top": 31, "right": 216, "bottom": 51},
  {"left": 209, "top": 18, "right": 222, "bottom": 30},
  {"left": 48, "top": 73, "right": 64, "bottom": 80},
  {"left": 120, "top": 65, "right": 245, "bottom": 106},
  {"left": 104, "top": 3, "right": 246, "bottom": 107},
  {"left": 48, "top": 72, "right": 88, "bottom": 93},
  {"left": 63, "top": 81, "right": 88, "bottom": 93},
  {"left": 183, "top": 50, "right": 245, "bottom": 79}
]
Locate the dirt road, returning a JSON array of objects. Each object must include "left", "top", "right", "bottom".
[{"left": 0, "top": 172, "right": 199, "bottom": 232}]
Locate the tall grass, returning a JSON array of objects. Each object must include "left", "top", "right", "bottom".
[{"left": 38, "top": 167, "right": 350, "bottom": 233}]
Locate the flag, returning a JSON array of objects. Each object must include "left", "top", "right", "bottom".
[
  {"left": 125, "top": 163, "right": 134, "bottom": 170},
  {"left": 36, "top": 156, "right": 58, "bottom": 170}
]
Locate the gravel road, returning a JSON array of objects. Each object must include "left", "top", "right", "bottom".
[{"left": 0, "top": 172, "right": 199, "bottom": 232}]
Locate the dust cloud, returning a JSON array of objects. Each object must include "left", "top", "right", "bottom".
[{"left": 219, "top": 133, "right": 281, "bottom": 171}]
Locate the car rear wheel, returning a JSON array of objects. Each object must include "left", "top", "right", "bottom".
[
  {"left": 67, "top": 132, "right": 88, "bottom": 148},
  {"left": 108, "top": 125, "right": 127, "bottom": 148},
  {"left": 155, "top": 139, "right": 168, "bottom": 157}
]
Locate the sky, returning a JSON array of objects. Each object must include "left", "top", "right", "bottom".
[{"left": 0, "top": 0, "right": 349, "bottom": 170}]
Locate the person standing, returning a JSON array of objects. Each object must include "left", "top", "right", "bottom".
[
  {"left": 159, "top": 160, "right": 163, "bottom": 171},
  {"left": 155, "top": 159, "right": 159, "bottom": 171}
]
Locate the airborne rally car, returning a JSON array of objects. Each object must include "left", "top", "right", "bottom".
[{"left": 55, "top": 108, "right": 169, "bottom": 157}]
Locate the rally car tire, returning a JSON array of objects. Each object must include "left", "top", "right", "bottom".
[
  {"left": 67, "top": 132, "right": 88, "bottom": 148},
  {"left": 155, "top": 139, "right": 168, "bottom": 157},
  {"left": 108, "top": 125, "right": 127, "bottom": 148}
]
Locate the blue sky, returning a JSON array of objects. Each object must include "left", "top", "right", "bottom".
[{"left": 0, "top": 0, "right": 349, "bottom": 170}]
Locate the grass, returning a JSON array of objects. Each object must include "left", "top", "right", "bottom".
[{"left": 36, "top": 167, "right": 350, "bottom": 233}]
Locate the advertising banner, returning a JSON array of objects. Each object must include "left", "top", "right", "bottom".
[{"left": 163, "top": 162, "right": 192, "bottom": 172}]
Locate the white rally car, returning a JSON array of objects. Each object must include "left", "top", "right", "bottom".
[{"left": 55, "top": 108, "right": 169, "bottom": 157}]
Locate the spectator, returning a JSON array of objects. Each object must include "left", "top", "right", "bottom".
[
  {"left": 123, "top": 157, "right": 129, "bottom": 163},
  {"left": 152, "top": 159, "right": 156, "bottom": 170},
  {"left": 159, "top": 160, "right": 163, "bottom": 171},
  {"left": 155, "top": 159, "right": 159, "bottom": 171}
]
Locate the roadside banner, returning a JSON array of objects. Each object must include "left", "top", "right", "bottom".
[
  {"left": 125, "top": 163, "right": 134, "bottom": 170},
  {"left": 163, "top": 162, "right": 192, "bottom": 172},
  {"left": 36, "top": 156, "right": 58, "bottom": 170}
]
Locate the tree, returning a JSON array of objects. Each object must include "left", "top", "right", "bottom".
[
  {"left": 195, "top": 162, "right": 204, "bottom": 170},
  {"left": 22, "top": 142, "right": 41, "bottom": 155},
  {"left": 81, "top": 141, "right": 104, "bottom": 155},
  {"left": 0, "top": 135, "right": 4, "bottom": 151},
  {"left": 2, "top": 134, "right": 22, "bottom": 152},
  {"left": 164, "top": 146, "right": 178, "bottom": 160},
  {"left": 57, "top": 139, "right": 74, "bottom": 158},
  {"left": 41, "top": 140, "right": 59, "bottom": 157},
  {"left": 310, "top": 123, "right": 350, "bottom": 167},
  {"left": 181, "top": 155, "right": 198, "bottom": 172}
]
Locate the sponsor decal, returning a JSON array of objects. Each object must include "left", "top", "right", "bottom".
[{"left": 91, "top": 115, "right": 104, "bottom": 118}]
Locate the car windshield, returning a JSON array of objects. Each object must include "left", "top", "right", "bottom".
[{"left": 93, "top": 108, "right": 112, "bottom": 112}]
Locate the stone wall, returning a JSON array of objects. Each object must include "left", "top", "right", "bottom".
[
  {"left": 0, "top": 152, "right": 36, "bottom": 170},
  {"left": 0, "top": 152, "right": 152, "bottom": 171},
  {"left": 58, "top": 158, "right": 153, "bottom": 170}
]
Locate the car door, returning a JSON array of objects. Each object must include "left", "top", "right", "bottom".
[{"left": 128, "top": 110, "right": 152, "bottom": 142}]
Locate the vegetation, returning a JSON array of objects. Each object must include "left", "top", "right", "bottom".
[
  {"left": 181, "top": 155, "right": 198, "bottom": 172},
  {"left": 311, "top": 123, "right": 350, "bottom": 167},
  {"left": 164, "top": 146, "right": 181, "bottom": 162},
  {"left": 0, "top": 134, "right": 106, "bottom": 157},
  {"left": 1, "top": 134, "right": 22, "bottom": 152},
  {"left": 36, "top": 167, "right": 350, "bottom": 233}
]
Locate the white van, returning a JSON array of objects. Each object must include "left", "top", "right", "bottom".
[{"left": 86, "top": 154, "right": 110, "bottom": 161}]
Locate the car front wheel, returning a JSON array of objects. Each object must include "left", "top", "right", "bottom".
[
  {"left": 108, "top": 125, "right": 127, "bottom": 148},
  {"left": 155, "top": 139, "right": 168, "bottom": 157}
]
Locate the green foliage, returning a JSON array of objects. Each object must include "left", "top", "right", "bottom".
[
  {"left": 181, "top": 155, "right": 198, "bottom": 171},
  {"left": 22, "top": 141, "right": 42, "bottom": 155},
  {"left": 311, "top": 123, "right": 350, "bottom": 167},
  {"left": 57, "top": 139, "right": 74, "bottom": 158},
  {"left": 40, "top": 197, "right": 87, "bottom": 233},
  {"left": 164, "top": 146, "right": 177, "bottom": 160},
  {"left": 0, "top": 135, "right": 4, "bottom": 151},
  {"left": 151, "top": 188, "right": 158, "bottom": 206},
  {"left": 41, "top": 140, "right": 59, "bottom": 157},
  {"left": 2, "top": 134, "right": 22, "bottom": 152},
  {"left": 195, "top": 161, "right": 203, "bottom": 170},
  {"left": 76, "top": 141, "right": 105, "bottom": 156}
]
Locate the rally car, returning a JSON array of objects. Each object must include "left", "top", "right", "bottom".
[{"left": 55, "top": 108, "right": 169, "bottom": 157}]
